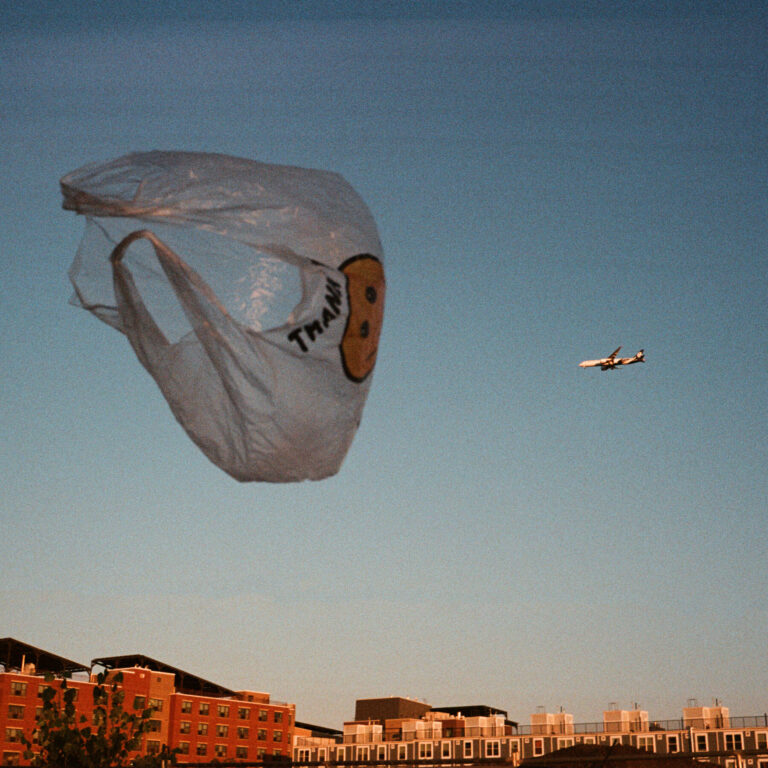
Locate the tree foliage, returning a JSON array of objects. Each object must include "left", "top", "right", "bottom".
[{"left": 22, "top": 672, "right": 176, "bottom": 768}]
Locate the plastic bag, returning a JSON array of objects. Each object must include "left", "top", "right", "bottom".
[{"left": 61, "top": 151, "right": 385, "bottom": 482}]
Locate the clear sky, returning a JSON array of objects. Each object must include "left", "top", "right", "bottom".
[{"left": 2, "top": 0, "right": 766, "bottom": 729}]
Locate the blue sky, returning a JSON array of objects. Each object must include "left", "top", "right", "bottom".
[{"left": 1, "top": 0, "right": 766, "bottom": 728}]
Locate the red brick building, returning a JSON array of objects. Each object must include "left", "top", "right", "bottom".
[{"left": 1, "top": 639, "right": 294, "bottom": 765}]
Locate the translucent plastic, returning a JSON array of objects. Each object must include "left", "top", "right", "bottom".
[{"left": 62, "top": 151, "right": 385, "bottom": 482}]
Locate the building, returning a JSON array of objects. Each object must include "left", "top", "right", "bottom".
[
  {"left": 294, "top": 696, "right": 768, "bottom": 768},
  {"left": 1, "top": 638, "right": 294, "bottom": 766}
]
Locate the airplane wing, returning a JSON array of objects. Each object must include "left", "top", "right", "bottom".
[{"left": 608, "top": 346, "right": 622, "bottom": 359}]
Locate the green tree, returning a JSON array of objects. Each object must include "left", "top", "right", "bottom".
[{"left": 22, "top": 672, "right": 177, "bottom": 768}]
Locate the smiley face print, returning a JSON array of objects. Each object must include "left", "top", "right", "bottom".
[{"left": 340, "top": 254, "right": 385, "bottom": 382}]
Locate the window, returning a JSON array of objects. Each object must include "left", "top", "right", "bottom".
[
  {"left": 180, "top": 721, "right": 191, "bottom": 734},
  {"left": 5, "top": 730, "right": 23, "bottom": 744},
  {"left": 533, "top": 739, "right": 544, "bottom": 757},
  {"left": 259, "top": 709, "right": 268, "bottom": 721},
  {"left": 378, "top": 745, "right": 387, "bottom": 760},
  {"left": 274, "top": 749, "right": 283, "bottom": 756},
  {"left": 133, "top": 695, "right": 146, "bottom": 711},
  {"left": 148, "top": 698, "right": 163, "bottom": 712},
  {"left": 238, "top": 727, "right": 250, "bottom": 739},
  {"left": 239, "top": 707, "right": 250, "bottom": 720},
  {"left": 217, "top": 704, "right": 230, "bottom": 718},
  {"left": 216, "top": 725, "right": 229, "bottom": 738},
  {"left": 725, "top": 734, "right": 744, "bottom": 751},
  {"left": 318, "top": 749, "right": 327, "bottom": 761},
  {"left": 2, "top": 752, "right": 21, "bottom": 766},
  {"left": 258, "top": 729, "right": 267, "bottom": 741},
  {"left": 274, "top": 730, "right": 283, "bottom": 742},
  {"left": 35, "top": 707, "right": 43, "bottom": 721},
  {"left": 178, "top": 742, "right": 190, "bottom": 755},
  {"left": 196, "top": 744, "right": 207, "bottom": 756},
  {"left": 199, "top": 702, "right": 209, "bottom": 715},
  {"left": 558, "top": 739, "right": 574, "bottom": 749},
  {"left": 215, "top": 745, "right": 227, "bottom": 758},
  {"left": 148, "top": 719, "right": 162, "bottom": 733},
  {"left": 397, "top": 745, "right": 407, "bottom": 760},
  {"left": 7, "top": 706, "right": 24, "bottom": 720},
  {"left": 237, "top": 747, "right": 248, "bottom": 759},
  {"left": 257, "top": 748, "right": 267, "bottom": 759},
  {"left": 357, "top": 747, "right": 370, "bottom": 760},
  {"left": 464, "top": 741, "right": 473, "bottom": 758},
  {"left": 485, "top": 741, "right": 500, "bottom": 757},
  {"left": 638, "top": 737, "right": 655, "bottom": 752},
  {"left": 696, "top": 734, "right": 707, "bottom": 751},
  {"left": 198, "top": 722, "right": 209, "bottom": 735},
  {"left": 181, "top": 700, "right": 192, "bottom": 714},
  {"left": 10, "top": 682, "right": 27, "bottom": 697},
  {"left": 756, "top": 733, "right": 767, "bottom": 749},
  {"left": 667, "top": 736, "right": 679, "bottom": 753},
  {"left": 297, "top": 749, "right": 310, "bottom": 762},
  {"left": 147, "top": 740, "right": 160, "bottom": 755},
  {"left": 274, "top": 711, "right": 283, "bottom": 723},
  {"left": 37, "top": 685, "right": 46, "bottom": 698},
  {"left": 442, "top": 742, "right": 452, "bottom": 758}
]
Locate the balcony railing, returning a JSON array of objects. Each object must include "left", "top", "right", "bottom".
[{"left": 512, "top": 714, "right": 768, "bottom": 735}]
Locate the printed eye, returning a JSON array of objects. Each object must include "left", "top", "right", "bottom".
[
  {"left": 360, "top": 320, "right": 370, "bottom": 338},
  {"left": 365, "top": 286, "right": 377, "bottom": 304}
]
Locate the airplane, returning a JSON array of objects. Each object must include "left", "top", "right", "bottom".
[{"left": 579, "top": 346, "right": 645, "bottom": 370}]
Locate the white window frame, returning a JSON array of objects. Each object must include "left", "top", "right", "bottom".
[
  {"left": 464, "top": 740, "right": 473, "bottom": 758},
  {"left": 667, "top": 735, "right": 680, "bottom": 753},
  {"left": 485, "top": 740, "right": 500, "bottom": 758},
  {"left": 441, "top": 741, "right": 451, "bottom": 758},
  {"left": 419, "top": 742, "right": 433, "bottom": 760}
]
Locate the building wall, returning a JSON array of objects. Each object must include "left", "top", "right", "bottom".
[
  {"left": 294, "top": 712, "right": 768, "bottom": 768},
  {"left": 1, "top": 667, "right": 294, "bottom": 766}
]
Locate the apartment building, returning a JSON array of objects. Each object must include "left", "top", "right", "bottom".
[
  {"left": 294, "top": 696, "right": 768, "bottom": 768},
  {"left": 1, "top": 638, "right": 294, "bottom": 766}
]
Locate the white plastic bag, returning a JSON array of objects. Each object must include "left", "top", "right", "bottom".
[{"left": 62, "top": 151, "right": 385, "bottom": 482}]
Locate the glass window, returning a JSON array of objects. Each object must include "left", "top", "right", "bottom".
[
  {"left": 725, "top": 734, "right": 743, "bottom": 751},
  {"left": 5, "top": 729, "right": 24, "bottom": 744},
  {"left": 199, "top": 702, "right": 209, "bottom": 715},
  {"left": 178, "top": 742, "right": 189, "bottom": 755},
  {"left": 217, "top": 704, "right": 230, "bottom": 718},
  {"left": 667, "top": 736, "right": 679, "bottom": 753},
  {"left": 2, "top": 752, "right": 22, "bottom": 766},
  {"left": 533, "top": 739, "right": 544, "bottom": 757},
  {"left": 216, "top": 725, "right": 229, "bottom": 737},
  {"left": 147, "top": 741, "right": 160, "bottom": 755},
  {"left": 464, "top": 741, "right": 473, "bottom": 758},
  {"left": 196, "top": 744, "right": 207, "bottom": 756},
  {"left": 397, "top": 745, "right": 406, "bottom": 760},
  {"left": 148, "top": 698, "right": 163, "bottom": 712},
  {"left": 7, "top": 706, "right": 24, "bottom": 720},
  {"left": 238, "top": 727, "right": 249, "bottom": 739},
  {"left": 485, "top": 741, "right": 500, "bottom": 757},
  {"left": 274, "top": 730, "right": 283, "bottom": 742},
  {"left": 133, "top": 695, "right": 146, "bottom": 711},
  {"left": 237, "top": 747, "right": 248, "bottom": 758},
  {"left": 258, "top": 729, "right": 267, "bottom": 741},
  {"left": 239, "top": 707, "right": 250, "bottom": 720},
  {"left": 696, "top": 734, "right": 707, "bottom": 751},
  {"left": 215, "top": 745, "right": 227, "bottom": 758},
  {"left": 180, "top": 721, "right": 191, "bottom": 734},
  {"left": 274, "top": 711, "right": 283, "bottom": 723},
  {"left": 756, "top": 733, "right": 768, "bottom": 749},
  {"left": 181, "top": 700, "right": 192, "bottom": 713},
  {"left": 10, "top": 683, "right": 27, "bottom": 697},
  {"left": 198, "top": 722, "right": 208, "bottom": 735},
  {"left": 419, "top": 743, "right": 433, "bottom": 760},
  {"left": 259, "top": 709, "right": 268, "bottom": 721}
]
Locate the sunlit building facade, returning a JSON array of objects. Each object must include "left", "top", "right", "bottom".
[
  {"left": 0, "top": 638, "right": 294, "bottom": 766},
  {"left": 293, "top": 696, "right": 768, "bottom": 768}
]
